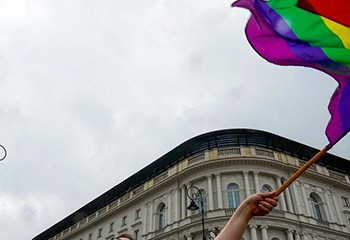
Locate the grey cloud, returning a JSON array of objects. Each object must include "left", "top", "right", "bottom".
[{"left": 0, "top": 0, "right": 349, "bottom": 239}]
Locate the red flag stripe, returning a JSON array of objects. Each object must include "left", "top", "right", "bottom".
[{"left": 297, "top": 0, "right": 350, "bottom": 28}]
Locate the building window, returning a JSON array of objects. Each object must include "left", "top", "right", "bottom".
[
  {"left": 122, "top": 216, "right": 127, "bottom": 226},
  {"left": 158, "top": 203, "right": 166, "bottom": 229},
  {"left": 135, "top": 209, "right": 141, "bottom": 220},
  {"left": 310, "top": 193, "right": 323, "bottom": 220},
  {"left": 342, "top": 196, "right": 350, "bottom": 207},
  {"left": 88, "top": 233, "right": 92, "bottom": 240},
  {"left": 261, "top": 184, "right": 273, "bottom": 193},
  {"left": 97, "top": 228, "right": 102, "bottom": 238},
  {"left": 134, "top": 229, "right": 139, "bottom": 240},
  {"left": 109, "top": 222, "right": 114, "bottom": 232},
  {"left": 227, "top": 183, "right": 240, "bottom": 208}
]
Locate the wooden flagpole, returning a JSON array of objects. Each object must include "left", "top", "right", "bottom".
[{"left": 275, "top": 145, "right": 331, "bottom": 196}]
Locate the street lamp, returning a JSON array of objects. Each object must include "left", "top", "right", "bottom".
[
  {"left": 186, "top": 185, "right": 205, "bottom": 240},
  {"left": 0, "top": 144, "right": 7, "bottom": 161}
]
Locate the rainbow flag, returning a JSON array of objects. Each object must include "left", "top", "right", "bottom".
[{"left": 233, "top": 0, "right": 350, "bottom": 147}]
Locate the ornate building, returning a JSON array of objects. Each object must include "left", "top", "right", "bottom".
[{"left": 33, "top": 129, "right": 350, "bottom": 240}]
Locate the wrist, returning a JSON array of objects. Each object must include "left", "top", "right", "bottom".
[{"left": 235, "top": 200, "right": 254, "bottom": 220}]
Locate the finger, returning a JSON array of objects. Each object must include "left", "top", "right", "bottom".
[
  {"left": 264, "top": 198, "right": 278, "bottom": 206},
  {"left": 259, "top": 201, "right": 275, "bottom": 210},
  {"left": 257, "top": 204, "right": 272, "bottom": 214},
  {"left": 258, "top": 192, "right": 274, "bottom": 198}
]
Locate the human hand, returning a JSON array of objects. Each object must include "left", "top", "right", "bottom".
[{"left": 244, "top": 192, "right": 278, "bottom": 217}]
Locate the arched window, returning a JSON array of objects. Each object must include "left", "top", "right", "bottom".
[
  {"left": 198, "top": 189, "right": 207, "bottom": 212},
  {"left": 261, "top": 184, "right": 273, "bottom": 193},
  {"left": 310, "top": 193, "right": 323, "bottom": 220},
  {"left": 271, "top": 238, "right": 280, "bottom": 240},
  {"left": 157, "top": 203, "right": 166, "bottom": 229},
  {"left": 227, "top": 183, "right": 240, "bottom": 208}
]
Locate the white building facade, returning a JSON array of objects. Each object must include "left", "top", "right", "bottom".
[{"left": 33, "top": 129, "right": 350, "bottom": 240}]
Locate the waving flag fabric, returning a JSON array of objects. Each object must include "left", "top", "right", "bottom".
[
  {"left": 297, "top": 0, "right": 350, "bottom": 28},
  {"left": 233, "top": 0, "right": 350, "bottom": 146}
]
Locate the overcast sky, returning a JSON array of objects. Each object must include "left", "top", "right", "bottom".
[{"left": 0, "top": 0, "right": 349, "bottom": 239}]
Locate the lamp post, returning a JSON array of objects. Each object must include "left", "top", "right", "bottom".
[{"left": 186, "top": 185, "right": 205, "bottom": 240}]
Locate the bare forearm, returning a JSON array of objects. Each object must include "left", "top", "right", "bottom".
[
  {"left": 215, "top": 202, "right": 252, "bottom": 240},
  {"left": 215, "top": 192, "right": 278, "bottom": 240}
]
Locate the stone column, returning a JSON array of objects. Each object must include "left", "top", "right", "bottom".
[
  {"left": 324, "top": 190, "right": 334, "bottom": 222},
  {"left": 331, "top": 192, "right": 343, "bottom": 224},
  {"left": 167, "top": 192, "right": 172, "bottom": 225},
  {"left": 309, "top": 234, "right": 316, "bottom": 240},
  {"left": 300, "top": 233, "right": 308, "bottom": 240},
  {"left": 186, "top": 184, "right": 193, "bottom": 216},
  {"left": 301, "top": 184, "right": 312, "bottom": 216},
  {"left": 216, "top": 173, "right": 223, "bottom": 209},
  {"left": 175, "top": 188, "right": 180, "bottom": 222},
  {"left": 294, "top": 231, "right": 301, "bottom": 240},
  {"left": 291, "top": 182, "right": 301, "bottom": 213},
  {"left": 253, "top": 171, "right": 260, "bottom": 193},
  {"left": 275, "top": 176, "right": 287, "bottom": 211},
  {"left": 260, "top": 225, "right": 268, "bottom": 240},
  {"left": 207, "top": 175, "right": 214, "bottom": 211},
  {"left": 285, "top": 187, "right": 294, "bottom": 212},
  {"left": 142, "top": 203, "right": 148, "bottom": 238},
  {"left": 249, "top": 225, "right": 258, "bottom": 240},
  {"left": 320, "top": 191, "right": 330, "bottom": 221},
  {"left": 243, "top": 171, "right": 250, "bottom": 197},
  {"left": 181, "top": 185, "right": 186, "bottom": 219},
  {"left": 285, "top": 229, "right": 294, "bottom": 240},
  {"left": 187, "top": 234, "right": 193, "bottom": 240},
  {"left": 149, "top": 201, "right": 154, "bottom": 232}
]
